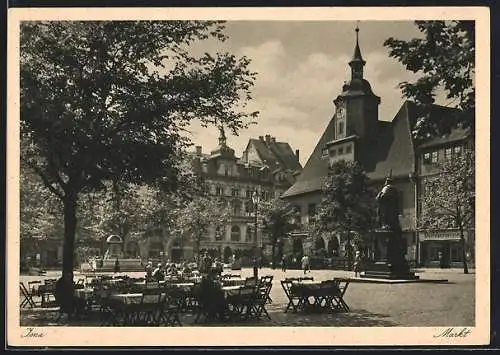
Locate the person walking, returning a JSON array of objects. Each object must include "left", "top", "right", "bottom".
[
  {"left": 353, "top": 250, "right": 361, "bottom": 277},
  {"left": 281, "top": 254, "right": 287, "bottom": 272},
  {"left": 301, "top": 254, "right": 310, "bottom": 275}
]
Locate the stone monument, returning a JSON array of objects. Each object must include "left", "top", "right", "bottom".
[
  {"left": 98, "top": 234, "right": 143, "bottom": 272},
  {"left": 361, "top": 177, "right": 418, "bottom": 280},
  {"left": 104, "top": 234, "right": 124, "bottom": 259}
]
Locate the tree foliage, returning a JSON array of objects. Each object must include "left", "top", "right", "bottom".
[
  {"left": 310, "top": 160, "right": 377, "bottom": 268},
  {"left": 20, "top": 167, "right": 64, "bottom": 241},
  {"left": 260, "top": 198, "right": 299, "bottom": 267},
  {"left": 20, "top": 21, "right": 258, "bottom": 279},
  {"left": 173, "top": 197, "right": 230, "bottom": 260},
  {"left": 419, "top": 147, "right": 474, "bottom": 273},
  {"left": 384, "top": 21, "right": 475, "bottom": 139}
]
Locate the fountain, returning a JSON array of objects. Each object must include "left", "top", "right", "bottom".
[{"left": 98, "top": 234, "right": 144, "bottom": 272}]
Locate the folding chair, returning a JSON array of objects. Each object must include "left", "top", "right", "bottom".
[
  {"left": 244, "top": 277, "right": 257, "bottom": 287},
  {"left": 28, "top": 280, "right": 42, "bottom": 306},
  {"left": 280, "top": 280, "right": 302, "bottom": 313},
  {"left": 332, "top": 279, "right": 350, "bottom": 312},
  {"left": 20, "top": 282, "right": 36, "bottom": 308},
  {"left": 258, "top": 275, "right": 274, "bottom": 304},
  {"left": 252, "top": 277, "right": 273, "bottom": 320}
]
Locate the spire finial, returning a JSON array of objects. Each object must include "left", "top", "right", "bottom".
[{"left": 349, "top": 20, "right": 366, "bottom": 79}]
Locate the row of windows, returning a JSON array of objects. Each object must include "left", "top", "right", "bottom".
[
  {"left": 423, "top": 146, "right": 462, "bottom": 164},
  {"left": 214, "top": 225, "right": 254, "bottom": 242},
  {"left": 213, "top": 186, "right": 278, "bottom": 200},
  {"left": 322, "top": 145, "right": 353, "bottom": 158}
]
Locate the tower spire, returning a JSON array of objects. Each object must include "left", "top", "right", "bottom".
[{"left": 349, "top": 22, "right": 366, "bottom": 80}]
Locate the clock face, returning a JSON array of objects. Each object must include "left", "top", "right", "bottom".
[{"left": 337, "top": 106, "right": 345, "bottom": 119}]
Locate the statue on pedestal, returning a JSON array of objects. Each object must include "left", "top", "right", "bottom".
[
  {"left": 374, "top": 177, "right": 405, "bottom": 269},
  {"left": 376, "top": 177, "right": 401, "bottom": 231}
]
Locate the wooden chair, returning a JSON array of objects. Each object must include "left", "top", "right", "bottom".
[
  {"left": 27, "top": 280, "right": 42, "bottom": 306},
  {"left": 20, "top": 282, "right": 36, "bottom": 308},
  {"left": 280, "top": 280, "right": 303, "bottom": 313}
]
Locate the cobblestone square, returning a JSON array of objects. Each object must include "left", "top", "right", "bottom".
[{"left": 19, "top": 267, "right": 474, "bottom": 327}]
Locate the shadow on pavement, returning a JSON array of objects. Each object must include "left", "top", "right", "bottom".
[{"left": 20, "top": 306, "right": 398, "bottom": 327}]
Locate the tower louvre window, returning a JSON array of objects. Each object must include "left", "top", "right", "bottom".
[{"left": 338, "top": 121, "right": 344, "bottom": 137}]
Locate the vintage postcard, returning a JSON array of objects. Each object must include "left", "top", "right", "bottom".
[{"left": 7, "top": 6, "right": 490, "bottom": 347}]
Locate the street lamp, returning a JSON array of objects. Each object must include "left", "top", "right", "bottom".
[{"left": 252, "top": 191, "right": 260, "bottom": 278}]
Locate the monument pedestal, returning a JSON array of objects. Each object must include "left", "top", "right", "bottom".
[{"left": 362, "top": 229, "right": 418, "bottom": 280}]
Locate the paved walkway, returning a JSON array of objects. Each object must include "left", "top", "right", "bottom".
[{"left": 19, "top": 267, "right": 475, "bottom": 327}]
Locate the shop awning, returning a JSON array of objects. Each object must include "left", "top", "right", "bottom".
[{"left": 419, "top": 229, "right": 469, "bottom": 241}]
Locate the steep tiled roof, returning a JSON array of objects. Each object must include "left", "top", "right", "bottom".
[
  {"left": 282, "top": 101, "right": 471, "bottom": 199},
  {"left": 281, "top": 119, "right": 334, "bottom": 198},
  {"left": 412, "top": 104, "right": 472, "bottom": 149},
  {"left": 282, "top": 101, "right": 418, "bottom": 198},
  {"left": 248, "top": 138, "right": 302, "bottom": 172}
]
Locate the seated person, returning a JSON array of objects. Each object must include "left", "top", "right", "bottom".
[
  {"left": 181, "top": 262, "right": 191, "bottom": 275},
  {"left": 151, "top": 263, "right": 165, "bottom": 282},
  {"left": 145, "top": 262, "right": 153, "bottom": 281},
  {"left": 168, "top": 263, "right": 178, "bottom": 274}
]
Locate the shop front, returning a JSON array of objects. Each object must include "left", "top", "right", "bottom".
[{"left": 418, "top": 229, "right": 474, "bottom": 268}]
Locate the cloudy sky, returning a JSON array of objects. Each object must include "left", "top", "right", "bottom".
[{"left": 185, "top": 21, "right": 443, "bottom": 166}]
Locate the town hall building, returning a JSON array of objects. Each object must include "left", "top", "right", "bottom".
[{"left": 281, "top": 27, "right": 474, "bottom": 268}]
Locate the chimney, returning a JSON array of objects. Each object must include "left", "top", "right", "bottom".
[
  {"left": 195, "top": 146, "right": 202, "bottom": 156},
  {"left": 259, "top": 136, "right": 264, "bottom": 141},
  {"left": 265, "top": 135, "right": 271, "bottom": 144},
  {"left": 295, "top": 149, "right": 300, "bottom": 161}
]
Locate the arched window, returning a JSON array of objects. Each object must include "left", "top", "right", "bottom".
[{"left": 231, "top": 225, "right": 241, "bottom": 242}]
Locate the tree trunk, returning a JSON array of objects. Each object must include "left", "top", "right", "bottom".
[
  {"left": 346, "top": 231, "right": 352, "bottom": 271},
  {"left": 271, "top": 243, "right": 276, "bottom": 269},
  {"left": 458, "top": 225, "right": 469, "bottom": 274},
  {"left": 62, "top": 190, "right": 78, "bottom": 283}
]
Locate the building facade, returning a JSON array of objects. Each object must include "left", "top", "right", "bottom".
[
  {"left": 161, "top": 130, "right": 302, "bottom": 263},
  {"left": 281, "top": 27, "right": 474, "bottom": 268}
]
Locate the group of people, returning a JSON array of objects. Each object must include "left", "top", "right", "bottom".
[
  {"left": 280, "top": 254, "right": 311, "bottom": 274},
  {"left": 144, "top": 260, "right": 193, "bottom": 281}
]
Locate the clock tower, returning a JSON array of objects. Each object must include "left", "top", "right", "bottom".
[{"left": 326, "top": 24, "right": 381, "bottom": 167}]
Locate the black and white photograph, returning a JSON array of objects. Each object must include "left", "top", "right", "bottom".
[{"left": 7, "top": 6, "right": 490, "bottom": 347}]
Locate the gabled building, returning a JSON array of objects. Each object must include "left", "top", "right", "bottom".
[
  {"left": 166, "top": 130, "right": 302, "bottom": 263},
  {"left": 281, "top": 26, "right": 474, "bottom": 268}
]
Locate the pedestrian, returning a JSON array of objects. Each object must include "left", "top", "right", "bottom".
[
  {"left": 353, "top": 250, "right": 361, "bottom": 277},
  {"left": 301, "top": 254, "right": 310, "bottom": 275},
  {"left": 114, "top": 258, "right": 120, "bottom": 273},
  {"left": 252, "top": 257, "right": 259, "bottom": 279},
  {"left": 281, "top": 254, "right": 287, "bottom": 272}
]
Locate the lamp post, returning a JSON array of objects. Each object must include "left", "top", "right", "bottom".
[{"left": 252, "top": 191, "right": 260, "bottom": 279}]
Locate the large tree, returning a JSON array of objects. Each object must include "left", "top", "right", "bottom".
[
  {"left": 20, "top": 21, "right": 258, "bottom": 281},
  {"left": 310, "top": 160, "right": 377, "bottom": 270},
  {"left": 174, "top": 197, "right": 230, "bottom": 261},
  {"left": 419, "top": 147, "right": 474, "bottom": 274},
  {"left": 260, "top": 198, "right": 299, "bottom": 269},
  {"left": 384, "top": 21, "right": 475, "bottom": 140}
]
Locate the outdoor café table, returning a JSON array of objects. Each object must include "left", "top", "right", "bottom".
[
  {"left": 221, "top": 278, "right": 246, "bottom": 287},
  {"left": 221, "top": 285, "right": 246, "bottom": 297},
  {"left": 289, "top": 279, "right": 350, "bottom": 313},
  {"left": 104, "top": 292, "right": 162, "bottom": 325}
]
